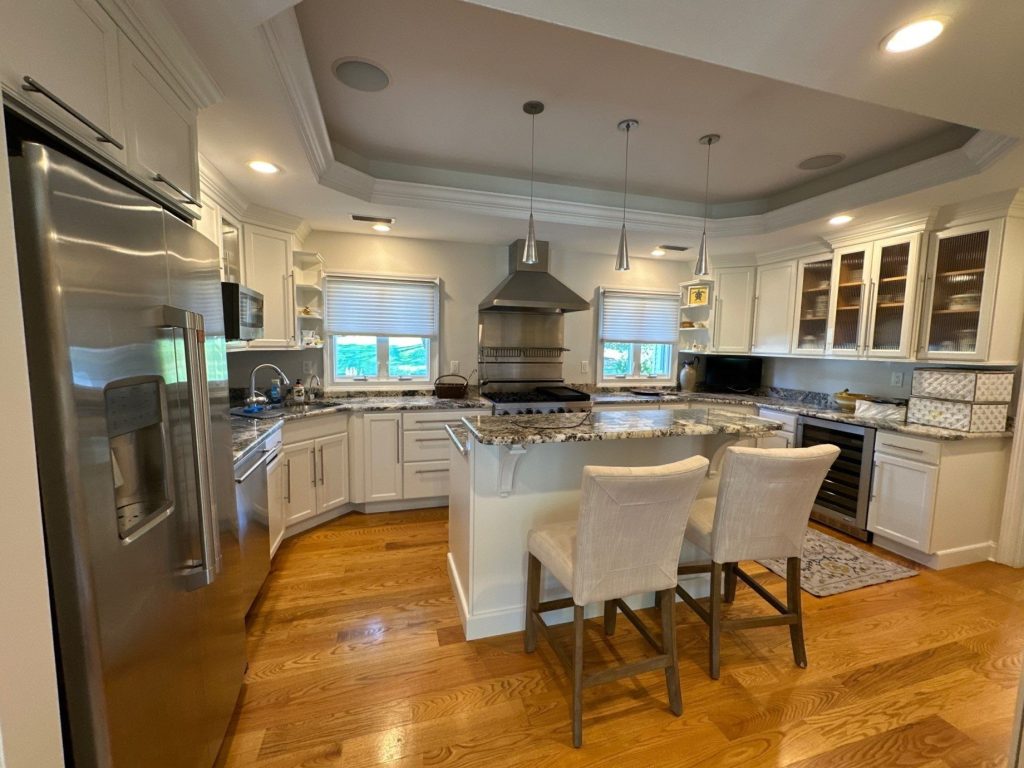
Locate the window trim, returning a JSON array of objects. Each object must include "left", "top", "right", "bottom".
[
  {"left": 324, "top": 272, "right": 441, "bottom": 389},
  {"left": 596, "top": 287, "right": 678, "bottom": 386}
]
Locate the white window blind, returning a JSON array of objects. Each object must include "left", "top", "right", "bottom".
[
  {"left": 325, "top": 275, "right": 439, "bottom": 337},
  {"left": 600, "top": 289, "right": 678, "bottom": 344}
]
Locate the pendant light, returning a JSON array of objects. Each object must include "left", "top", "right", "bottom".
[
  {"left": 521, "top": 101, "right": 544, "bottom": 264},
  {"left": 694, "top": 133, "right": 720, "bottom": 277},
  {"left": 615, "top": 119, "right": 638, "bottom": 271}
]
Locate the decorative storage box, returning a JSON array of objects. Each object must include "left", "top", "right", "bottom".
[
  {"left": 911, "top": 368, "right": 1014, "bottom": 403},
  {"left": 907, "top": 396, "right": 1009, "bottom": 433}
]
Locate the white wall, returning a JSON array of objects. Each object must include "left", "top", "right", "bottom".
[
  {"left": 0, "top": 112, "right": 66, "bottom": 767},
  {"left": 301, "top": 231, "right": 691, "bottom": 385},
  {"left": 763, "top": 357, "right": 920, "bottom": 399}
]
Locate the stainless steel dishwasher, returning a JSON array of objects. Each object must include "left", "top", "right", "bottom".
[
  {"left": 234, "top": 441, "right": 274, "bottom": 610},
  {"left": 796, "top": 416, "right": 876, "bottom": 541}
]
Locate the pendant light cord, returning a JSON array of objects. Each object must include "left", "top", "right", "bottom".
[
  {"left": 529, "top": 114, "right": 536, "bottom": 217},
  {"left": 622, "top": 123, "right": 630, "bottom": 224},
  {"left": 702, "top": 139, "right": 712, "bottom": 235}
]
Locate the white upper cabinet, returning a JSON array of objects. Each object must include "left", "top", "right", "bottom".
[
  {"left": 751, "top": 260, "right": 796, "bottom": 355},
  {"left": 918, "top": 219, "right": 1024, "bottom": 364},
  {"left": 119, "top": 36, "right": 200, "bottom": 209},
  {"left": 711, "top": 267, "right": 754, "bottom": 353},
  {"left": 243, "top": 224, "right": 295, "bottom": 348},
  {"left": 791, "top": 254, "right": 833, "bottom": 356},
  {"left": 864, "top": 234, "right": 922, "bottom": 359},
  {"left": 0, "top": 0, "right": 125, "bottom": 161}
]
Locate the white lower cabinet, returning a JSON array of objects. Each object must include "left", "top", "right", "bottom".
[
  {"left": 757, "top": 408, "right": 797, "bottom": 448},
  {"left": 281, "top": 440, "right": 317, "bottom": 526},
  {"left": 279, "top": 414, "right": 351, "bottom": 538},
  {"left": 403, "top": 460, "right": 450, "bottom": 499},
  {"left": 869, "top": 452, "right": 937, "bottom": 551},
  {"left": 364, "top": 413, "right": 403, "bottom": 501},
  {"left": 317, "top": 432, "right": 350, "bottom": 513},
  {"left": 266, "top": 450, "right": 285, "bottom": 557}
]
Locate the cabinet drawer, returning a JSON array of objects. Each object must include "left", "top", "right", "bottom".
[
  {"left": 402, "top": 410, "right": 489, "bottom": 431},
  {"left": 403, "top": 460, "right": 450, "bottom": 499},
  {"left": 282, "top": 413, "right": 349, "bottom": 444},
  {"left": 403, "top": 430, "right": 453, "bottom": 461},
  {"left": 874, "top": 432, "right": 941, "bottom": 465},
  {"left": 758, "top": 408, "right": 798, "bottom": 431}
]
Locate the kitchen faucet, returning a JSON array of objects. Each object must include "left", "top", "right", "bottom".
[
  {"left": 246, "top": 363, "right": 291, "bottom": 407},
  {"left": 307, "top": 373, "right": 322, "bottom": 400}
]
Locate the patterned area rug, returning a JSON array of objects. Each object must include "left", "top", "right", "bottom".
[{"left": 757, "top": 529, "right": 918, "bottom": 597}]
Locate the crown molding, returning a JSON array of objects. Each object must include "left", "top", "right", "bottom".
[
  {"left": 198, "top": 155, "right": 249, "bottom": 220},
  {"left": 755, "top": 240, "right": 830, "bottom": 265},
  {"left": 243, "top": 204, "right": 305, "bottom": 233},
  {"left": 825, "top": 213, "right": 933, "bottom": 249},
  {"left": 260, "top": 9, "right": 335, "bottom": 181},
  {"left": 295, "top": 220, "right": 313, "bottom": 244},
  {"left": 101, "top": 0, "right": 222, "bottom": 109},
  {"left": 936, "top": 189, "right": 1024, "bottom": 229}
]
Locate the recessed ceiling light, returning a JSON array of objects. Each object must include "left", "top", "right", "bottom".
[
  {"left": 651, "top": 248, "right": 666, "bottom": 257},
  {"left": 882, "top": 19, "right": 945, "bottom": 53},
  {"left": 372, "top": 223, "right": 391, "bottom": 232},
  {"left": 333, "top": 58, "right": 390, "bottom": 92},
  {"left": 247, "top": 160, "right": 279, "bottom": 174},
  {"left": 829, "top": 215, "right": 854, "bottom": 225},
  {"left": 798, "top": 153, "right": 845, "bottom": 171}
]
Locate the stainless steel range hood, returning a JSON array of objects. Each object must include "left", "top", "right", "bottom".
[{"left": 478, "top": 240, "right": 590, "bottom": 313}]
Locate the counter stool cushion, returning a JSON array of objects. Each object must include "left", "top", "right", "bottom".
[
  {"left": 526, "top": 521, "right": 575, "bottom": 594},
  {"left": 683, "top": 498, "right": 716, "bottom": 553}
]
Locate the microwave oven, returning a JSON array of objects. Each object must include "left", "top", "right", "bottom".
[{"left": 221, "top": 283, "right": 264, "bottom": 341}]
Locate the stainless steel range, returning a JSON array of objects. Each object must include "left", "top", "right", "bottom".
[{"left": 484, "top": 386, "right": 592, "bottom": 415}]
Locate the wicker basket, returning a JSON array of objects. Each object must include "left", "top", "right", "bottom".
[{"left": 434, "top": 374, "right": 468, "bottom": 399}]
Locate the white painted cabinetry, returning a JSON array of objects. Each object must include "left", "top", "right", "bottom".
[
  {"left": 280, "top": 414, "right": 351, "bottom": 531},
  {"left": 751, "top": 260, "right": 796, "bottom": 354},
  {"left": 316, "top": 432, "right": 350, "bottom": 513},
  {"left": 281, "top": 440, "right": 317, "bottom": 526},
  {"left": 757, "top": 408, "right": 796, "bottom": 448},
  {"left": 870, "top": 451, "right": 937, "bottom": 551},
  {"left": 266, "top": 450, "right": 285, "bottom": 557},
  {"left": 244, "top": 224, "right": 295, "bottom": 348},
  {"left": 711, "top": 266, "right": 755, "bottom": 353},
  {"left": 363, "top": 414, "right": 404, "bottom": 501}
]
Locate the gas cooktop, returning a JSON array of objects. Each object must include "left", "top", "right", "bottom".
[{"left": 483, "top": 386, "right": 591, "bottom": 415}]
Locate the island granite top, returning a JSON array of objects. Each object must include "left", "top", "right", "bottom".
[
  {"left": 230, "top": 417, "right": 283, "bottom": 464},
  {"left": 461, "top": 408, "right": 781, "bottom": 446}
]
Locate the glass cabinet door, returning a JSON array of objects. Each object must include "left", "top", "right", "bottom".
[
  {"left": 924, "top": 226, "right": 993, "bottom": 358},
  {"left": 220, "top": 217, "right": 242, "bottom": 284},
  {"left": 828, "top": 246, "right": 868, "bottom": 355},
  {"left": 865, "top": 235, "right": 920, "bottom": 358},
  {"left": 793, "top": 255, "right": 832, "bottom": 354}
]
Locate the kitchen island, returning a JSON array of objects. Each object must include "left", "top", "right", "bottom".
[{"left": 446, "top": 408, "right": 782, "bottom": 639}]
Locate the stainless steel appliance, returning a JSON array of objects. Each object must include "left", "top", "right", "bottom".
[
  {"left": 11, "top": 140, "right": 246, "bottom": 767},
  {"left": 234, "top": 441, "right": 274, "bottom": 611},
  {"left": 478, "top": 239, "right": 590, "bottom": 313},
  {"left": 796, "top": 416, "right": 876, "bottom": 541},
  {"left": 222, "top": 281, "right": 264, "bottom": 341},
  {"left": 484, "top": 386, "right": 592, "bottom": 415}
]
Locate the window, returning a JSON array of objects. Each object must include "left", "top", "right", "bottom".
[
  {"left": 325, "top": 275, "right": 439, "bottom": 384},
  {"left": 598, "top": 289, "right": 678, "bottom": 382}
]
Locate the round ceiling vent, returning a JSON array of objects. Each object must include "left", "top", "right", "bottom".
[
  {"left": 332, "top": 58, "right": 390, "bottom": 92},
  {"left": 798, "top": 153, "right": 846, "bottom": 171}
]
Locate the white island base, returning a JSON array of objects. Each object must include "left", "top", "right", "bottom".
[{"left": 448, "top": 433, "right": 741, "bottom": 640}]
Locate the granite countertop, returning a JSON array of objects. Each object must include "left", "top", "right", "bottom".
[
  {"left": 461, "top": 408, "right": 782, "bottom": 446},
  {"left": 591, "top": 391, "right": 1013, "bottom": 442},
  {"left": 243, "top": 395, "right": 491, "bottom": 421},
  {"left": 231, "top": 418, "right": 283, "bottom": 464}
]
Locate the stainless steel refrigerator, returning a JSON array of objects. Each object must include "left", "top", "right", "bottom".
[{"left": 10, "top": 141, "right": 246, "bottom": 767}]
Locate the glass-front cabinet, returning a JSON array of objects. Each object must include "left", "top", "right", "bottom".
[
  {"left": 827, "top": 245, "right": 868, "bottom": 356},
  {"left": 792, "top": 254, "right": 833, "bottom": 355},
  {"left": 919, "top": 220, "right": 1003, "bottom": 362},
  {"left": 864, "top": 234, "right": 922, "bottom": 358}
]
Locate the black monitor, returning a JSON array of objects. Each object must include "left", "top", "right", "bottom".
[{"left": 702, "top": 355, "right": 763, "bottom": 394}]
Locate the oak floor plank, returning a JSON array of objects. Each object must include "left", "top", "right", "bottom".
[{"left": 216, "top": 508, "right": 1024, "bottom": 768}]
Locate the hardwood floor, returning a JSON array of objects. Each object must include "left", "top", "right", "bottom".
[{"left": 217, "top": 508, "right": 1024, "bottom": 767}]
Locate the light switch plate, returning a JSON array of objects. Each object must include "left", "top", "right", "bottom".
[
  {"left": 450, "top": 360, "right": 460, "bottom": 374},
  {"left": 891, "top": 371, "right": 905, "bottom": 387},
  {"left": 581, "top": 360, "right": 590, "bottom": 374},
  {"left": 302, "top": 360, "right": 314, "bottom": 375}
]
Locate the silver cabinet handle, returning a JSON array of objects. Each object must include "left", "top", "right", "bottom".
[
  {"left": 160, "top": 305, "right": 218, "bottom": 590},
  {"left": 415, "top": 468, "right": 449, "bottom": 474},
  {"left": 879, "top": 442, "right": 925, "bottom": 454},
  {"left": 284, "top": 459, "right": 292, "bottom": 503},
  {"left": 415, "top": 437, "right": 450, "bottom": 443},
  {"left": 310, "top": 447, "right": 317, "bottom": 486},
  {"left": 445, "top": 423, "right": 468, "bottom": 456},
  {"left": 287, "top": 272, "right": 296, "bottom": 343},
  {"left": 152, "top": 173, "right": 202, "bottom": 207},
  {"left": 235, "top": 449, "right": 270, "bottom": 483},
  {"left": 21, "top": 75, "right": 125, "bottom": 150},
  {"left": 318, "top": 445, "right": 325, "bottom": 486}
]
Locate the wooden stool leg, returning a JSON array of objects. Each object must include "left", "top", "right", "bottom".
[
  {"left": 659, "top": 588, "right": 683, "bottom": 716},
  {"left": 525, "top": 554, "right": 541, "bottom": 653},
  {"left": 572, "top": 604, "right": 585, "bottom": 748},
  {"left": 709, "top": 562, "right": 723, "bottom": 680},
  {"left": 603, "top": 600, "right": 617, "bottom": 636},
  {"left": 787, "top": 556, "right": 807, "bottom": 668},
  {"left": 724, "top": 562, "right": 738, "bottom": 603}
]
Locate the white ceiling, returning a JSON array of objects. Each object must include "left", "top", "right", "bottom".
[
  {"left": 159, "top": 0, "right": 1024, "bottom": 261},
  {"left": 295, "top": 0, "right": 971, "bottom": 207}
]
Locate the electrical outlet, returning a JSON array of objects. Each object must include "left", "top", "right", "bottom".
[
  {"left": 302, "top": 360, "right": 314, "bottom": 375},
  {"left": 449, "top": 360, "right": 459, "bottom": 374},
  {"left": 891, "top": 371, "right": 905, "bottom": 387},
  {"left": 581, "top": 360, "right": 590, "bottom": 374}
]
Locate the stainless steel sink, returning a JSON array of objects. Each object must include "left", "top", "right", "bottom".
[{"left": 230, "top": 401, "right": 338, "bottom": 420}]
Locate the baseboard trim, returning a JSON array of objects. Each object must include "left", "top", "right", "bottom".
[{"left": 873, "top": 535, "right": 996, "bottom": 570}]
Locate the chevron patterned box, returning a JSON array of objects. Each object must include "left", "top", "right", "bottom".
[
  {"left": 907, "top": 396, "right": 1008, "bottom": 433},
  {"left": 911, "top": 368, "right": 1014, "bottom": 403}
]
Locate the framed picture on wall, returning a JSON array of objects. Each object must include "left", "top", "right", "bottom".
[{"left": 686, "top": 285, "right": 710, "bottom": 307}]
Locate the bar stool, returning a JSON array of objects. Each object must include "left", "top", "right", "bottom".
[
  {"left": 524, "top": 456, "right": 709, "bottom": 747},
  {"left": 676, "top": 445, "right": 839, "bottom": 679}
]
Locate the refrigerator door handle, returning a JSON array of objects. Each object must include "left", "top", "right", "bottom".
[{"left": 161, "top": 305, "right": 220, "bottom": 590}]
